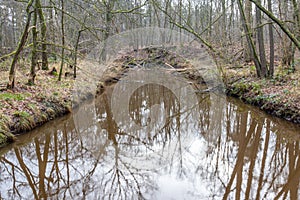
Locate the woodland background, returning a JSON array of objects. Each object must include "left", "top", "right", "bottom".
[{"left": 0, "top": 0, "right": 300, "bottom": 87}]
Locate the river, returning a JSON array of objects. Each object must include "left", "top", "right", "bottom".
[{"left": 0, "top": 81, "right": 299, "bottom": 200}]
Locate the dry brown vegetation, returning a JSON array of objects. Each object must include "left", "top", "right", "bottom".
[
  {"left": 96, "top": 47, "right": 201, "bottom": 92},
  {"left": 226, "top": 62, "right": 300, "bottom": 123},
  {"left": 0, "top": 61, "right": 73, "bottom": 146}
]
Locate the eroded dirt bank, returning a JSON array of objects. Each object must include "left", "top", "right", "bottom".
[
  {"left": 0, "top": 69, "right": 73, "bottom": 147},
  {"left": 226, "top": 66, "right": 300, "bottom": 124}
]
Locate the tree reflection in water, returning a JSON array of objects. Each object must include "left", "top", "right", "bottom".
[{"left": 0, "top": 84, "right": 299, "bottom": 199}]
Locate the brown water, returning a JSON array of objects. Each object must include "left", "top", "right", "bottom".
[{"left": 0, "top": 83, "right": 299, "bottom": 200}]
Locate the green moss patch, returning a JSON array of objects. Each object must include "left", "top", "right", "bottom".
[
  {"left": 0, "top": 67, "right": 73, "bottom": 146},
  {"left": 0, "top": 93, "right": 26, "bottom": 101},
  {"left": 226, "top": 68, "right": 300, "bottom": 124}
]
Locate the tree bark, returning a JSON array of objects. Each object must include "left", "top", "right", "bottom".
[
  {"left": 255, "top": 0, "right": 267, "bottom": 77},
  {"left": 249, "top": 0, "right": 300, "bottom": 50},
  {"left": 279, "top": 0, "right": 294, "bottom": 67},
  {"left": 7, "top": 0, "right": 34, "bottom": 89},
  {"left": 58, "top": 0, "right": 65, "bottom": 81},
  {"left": 291, "top": 0, "right": 300, "bottom": 72},
  {"left": 100, "top": 0, "right": 116, "bottom": 62},
  {"left": 244, "top": 0, "right": 252, "bottom": 62},
  {"left": 28, "top": 0, "right": 38, "bottom": 85},
  {"left": 74, "top": 28, "right": 86, "bottom": 79},
  {"left": 237, "top": 0, "right": 262, "bottom": 77},
  {"left": 268, "top": 0, "right": 274, "bottom": 77},
  {"left": 36, "top": 0, "right": 48, "bottom": 70},
  {"left": 292, "top": 0, "right": 300, "bottom": 40}
]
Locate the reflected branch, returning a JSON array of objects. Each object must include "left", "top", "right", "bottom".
[
  {"left": 255, "top": 120, "right": 271, "bottom": 200},
  {"left": 14, "top": 148, "right": 39, "bottom": 199},
  {"left": 223, "top": 118, "right": 258, "bottom": 199}
]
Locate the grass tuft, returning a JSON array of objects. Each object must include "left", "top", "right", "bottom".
[{"left": 0, "top": 93, "right": 25, "bottom": 101}]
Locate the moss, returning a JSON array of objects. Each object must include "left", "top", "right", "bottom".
[
  {"left": 0, "top": 114, "right": 11, "bottom": 131},
  {"left": 0, "top": 93, "right": 26, "bottom": 101},
  {"left": 0, "top": 61, "right": 75, "bottom": 148},
  {"left": 28, "top": 103, "right": 37, "bottom": 110},
  {"left": 226, "top": 70, "right": 300, "bottom": 124},
  {"left": 0, "top": 132, "right": 6, "bottom": 145},
  {"left": 0, "top": 58, "right": 11, "bottom": 71},
  {"left": 0, "top": 130, "right": 16, "bottom": 147},
  {"left": 13, "top": 111, "right": 31, "bottom": 118},
  {"left": 230, "top": 80, "right": 251, "bottom": 96}
]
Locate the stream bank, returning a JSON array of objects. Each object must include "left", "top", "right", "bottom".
[
  {"left": 0, "top": 68, "right": 73, "bottom": 147},
  {"left": 225, "top": 66, "right": 300, "bottom": 124},
  {"left": 1, "top": 47, "right": 299, "bottom": 147}
]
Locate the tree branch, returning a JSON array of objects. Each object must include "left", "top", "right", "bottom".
[{"left": 249, "top": 0, "right": 300, "bottom": 50}]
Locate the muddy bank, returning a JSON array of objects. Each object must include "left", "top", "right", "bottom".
[
  {"left": 0, "top": 99, "right": 70, "bottom": 147},
  {"left": 226, "top": 69, "right": 300, "bottom": 124},
  {"left": 95, "top": 47, "right": 206, "bottom": 94},
  {"left": 0, "top": 69, "right": 72, "bottom": 147}
]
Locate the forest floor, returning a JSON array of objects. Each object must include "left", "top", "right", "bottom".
[
  {"left": 0, "top": 46, "right": 299, "bottom": 147},
  {"left": 225, "top": 62, "right": 300, "bottom": 124},
  {"left": 0, "top": 61, "right": 73, "bottom": 147}
]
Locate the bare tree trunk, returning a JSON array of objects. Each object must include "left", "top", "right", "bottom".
[
  {"left": 48, "top": 1, "right": 56, "bottom": 60},
  {"left": 36, "top": 0, "right": 48, "bottom": 70},
  {"left": 7, "top": 0, "right": 34, "bottom": 89},
  {"left": 292, "top": 0, "right": 300, "bottom": 40},
  {"left": 179, "top": 0, "right": 183, "bottom": 42},
  {"left": 291, "top": 0, "right": 300, "bottom": 72},
  {"left": 268, "top": 0, "right": 274, "bottom": 77},
  {"left": 244, "top": 0, "right": 252, "bottom": 62},
  {"left": 58, "top": 0, "right": 65, "bottom": 81},
  {"left": 28, "top": 0, "right": 38, "bottom": 85},
  {"left": 100, "top": 0, "right": 115, "bottom": 62},
  {"left": 237, "top": 0, "right": 262, "bottom": 77},
  {"left": 209, "top": 0, "right": 213, "bottom": 38},
  {"left": 227, "top": 0, "right": 235, "bottom": 44},
  {"left": 280, "top": 0, "right": 293, "bottom": 67},
  {"left": 249, "top": 0, "right": 300, "bottom": 50},
  {"left": 256, "top": 0, "right": 267, "bottom": 77},
  {"left": 12, "top": 6, "right": 16, "bottom": 46},
  {"left": 74, "top": 27, "right": 86, "bottom": 79},
  {"left": 221, "top": 0, "right": 227, "bottom": 41}
]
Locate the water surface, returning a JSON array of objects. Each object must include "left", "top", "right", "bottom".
[{"left": 0, "top": 82, "right": 299, "bottom": 200}]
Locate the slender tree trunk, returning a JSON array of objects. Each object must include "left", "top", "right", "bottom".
[
  {"left": 292, "top": 0, "right": 300, "bottom": 39},
  {"left": 249, "top": 0, "right": 300, "bottom": 50},
  {"left": 268, "top": 0, "right": 274, "bottom": 77},
  {"left": 280, "top": 0, "right": 293, "bottom": 67},
  {"left": 100, "top": 0, "right": 115, "bottom": 62},
  {"left": 36, "top": 0, "right": 48, "bottom": 70},
  {"left": 28, "top": 0, "right": 38, "bottom": 85},
  {"left": 7, "top": 0, "right": 34, "bottom": 89},
  {"left": 74, "top": 28, "right": 85, "bottom": 79},
  {"left": 237, "top": 0, "right": 262, "bottom": 77},
  {"left": 221, "top": 0, "right": 227, "bottom": 41},
  {"left": 178, "top": 0, "right": 182, "bottom": 42},
  {"left": 12, "top": 7, "right": 16, "bottom": 46},
  {"left": 209, "top": 0, "right": 213, "bottom": 38},
  {"left": 291, "top": 0, "right": 300, "bottom": 72},
  {"left": 256, "top": 0, "right": 267, "bottom": 77},
  {"left": 244, "top": 0, "right": 252, "bottom": 62},
  {"left": 58, "top": 0, "right": 65, "bottom": 81},
  {"left": 49, "top": 1, "right": 56, "bottom": 60},
  {"left": 195, "top": 5, "right": 199, "bottom": 32},
  {"left": 227, "top": 0, "right": 235, "bottom": 43}
]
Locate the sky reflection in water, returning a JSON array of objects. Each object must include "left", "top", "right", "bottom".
[{"left": 0, "top": 83, "right": 300, "bottom": 200}]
